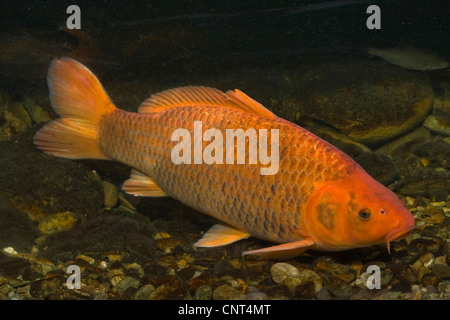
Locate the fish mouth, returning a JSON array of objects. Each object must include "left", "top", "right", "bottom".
[{"left": 385, "top": 225, "right": 415, "bottom": 254}]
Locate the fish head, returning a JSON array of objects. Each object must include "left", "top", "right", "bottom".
[{"left": 304, "top": 167, "right": 415, "bottom": 252}]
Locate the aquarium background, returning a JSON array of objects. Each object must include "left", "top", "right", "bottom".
[{"left": 0, "top": 0, "right": 449, "bottom": 301}]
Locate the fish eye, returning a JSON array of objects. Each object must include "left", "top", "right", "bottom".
[{"left": 358, "top": 208, "right": 371, "bottom": 220}]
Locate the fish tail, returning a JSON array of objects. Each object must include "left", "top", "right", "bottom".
[{"left": 34, "top": 57, "right": 116, "bottom": 159}]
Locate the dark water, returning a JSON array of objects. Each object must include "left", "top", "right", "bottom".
[{"left": 0, "top": 0, "right": 449, "bottom": 302}]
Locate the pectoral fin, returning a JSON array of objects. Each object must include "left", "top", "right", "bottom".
[
  {"left": 243, "top": 239, "right": 315, "bottom": 260},
  {"left": 194, "top": 224, "right": 251, "bottom": 247}
]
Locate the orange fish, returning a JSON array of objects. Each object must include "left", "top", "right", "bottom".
[{"left": 34, "top": 58, "right": 415, "bottom": 259}]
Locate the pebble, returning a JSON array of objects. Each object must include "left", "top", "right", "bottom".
[
  {"left": 134, "top": 284, "right": 155, "bottom": 300},
  {"left": 0, "top": 108, "right": 28, "bottom": 141},
  {"left": 102, "top": 181, "right": 118, "bottom": 208},
  {"left": 22, "top": 97, "right": 52, "bottom": 123},
  {"left": 270, "top": 262, "right": 299, "bottom": 284},
  {"left": 212, "top": 285, "right": 245, "bottom": 300},
  {"left": 294, "top": 280, "right": 317, "bottom": 299},
  {"left": 422, "top": 273, "right": 440, "bottom": 287},
  {"left": 38, "top": 212, "right": 77, "bottom": 235},
  {"left": 112, "top": 276, "right": 140, "bottom": 293},
  {"left": 316, "top": 269, "right": 352, "bottom": 298},
  {"left": 270, "top": 262, "right": 322, "bottom": 295},
  {"left": 265, "top": 285, "right": 292, "bottom": 300},
  {"left": 188, "top": 271, "right": 212, "bottom": 293},
  {"left": 431, "top": 264, "right": 450, "bottom": 279},
  {"left": 391, "top": 263, "right": 417, "bottom": 283},
  {"left": 195, "top": 285, "right": 213, "bottom": 300},
  {"left": 155, "top": 237, "right": 183, "bottom": 253},
  {"left": 29, "top": 273, "right": 65, "bottom": 299},
  {"left": 3, "top": 247, "right": 17, "bottom": 255},
  {"left": 148, "top": 276, "right": 189, "bottom": 300},
  {"left": 313, "top": 256, "right": 356, "bottom": 283},
  {"left": 423, "top": 115, "right": 450, "bottom": 136},
  {"left": 411, "top": 252, "right": 435, "bottom": 273},
  {"left": 415, "top": 206, "right": 446, "bottom": 229},
  {"left": 245, "top": 286, "right": 268, "bottom": 300},
  {"left": 433, "top": 82, "right": 450, "bottom": 116}
]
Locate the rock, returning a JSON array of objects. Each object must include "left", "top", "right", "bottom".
[
  {"left": 423, "top": 115, "right": 450, "bottom": 136},
  {"left": 270, "top": 262, "right": 299, "bottom": 284},
  {"left": 433, "top": 82, "right": 450, "bottom": 116},
  {"left": 421, "top": 273, "right": 440, "bottom": 287},
  {"left": 408, "top": 238, "right": 444, "bottom": 256},
  {"left": 194, "top": 285, "right": 213, "bottom": 300},
  {"left": 431, "top": 264, "right": 450, "bottom": 279},
  {"left": 316, "top": 286, "right": 333, "bottom": 300},
  {"left": 296, "top": 268, "right": 322, "bottom": 294},
  {"left": 294, "top": 281, "right": 316, "bottom": 299},
  {"left": 390, "top": 168, "right": 450, "bottom": 202},
  {"left": 38, "top": 212, "right": 78, "bottom": 235},
  {"left": 413, "top": 138, "right": 450, "bottom": 170},
  {"left": 148, "top": 276, "right": 189, "bottom": 300},
  {"left": 155, "top": 237, "right": 183, "bottom": 254},
  {"left": 7, "top": 101, "right": 32, "bottom": 127},
  {"left": 290, "top": 59, "right": 433, "bottom": 144},
  {"left": 109, "top": 273, "right": 126, "bottom": 287},
  {"left": 271, "top": 262, "right": 321, "bottom": 295},
  {"left": 411, "top": 252, "right": 434, "bottom": 274},
  {"left": 102, "top": 181, "right": 118, "bottom": 208},
  {"left": 188, "top": 271, "right": 212, "bottom": 293},
  {"left": 316, "top": 269, "right": 352, "bottom": 298},
  {"left": 215, "top": 275, "right": 248, "bottom": 293},
  {"left": 0, "top": 108, "right": 28, "bottom": 141},
  {"left": 245, "top": 286, "right": 268, "bottom": 300},
  {"left": 134, "top": 284, "right": 155, "bottom": 300},
  {"left": 22, "top": 97, "right": 52, "bottom": 123},
  {"left": 415, "top": 206, "right": 445, "bottom": 229},
  {"left": 376, "top": 127, "right": 432, "bottom": 158},
  {"left": 380, "top": 269, "right": 394, "bottom": 287},
  {"left": 313, "top": 256, "right": 356, "bottom": 283},
  {"left": 112, "top": 276, "right": 140, "bottom": 293},
  {"left": 349, "top": 288, "right": 371, "bottom": 300},
  {"left": 264, "top": 285, "right": 292, "bottom": 300},
  {"left": 29, "top": 273, "right": 65, "bottom": 298},
  {"left": 391, "top": 263, "right": 416, "bottom": 283},
  {"left": 213, "top": 285, "right": 245, "bottom": 300},
  {"left": 0, "top": 252, "right": 31, "bottom": 278}
]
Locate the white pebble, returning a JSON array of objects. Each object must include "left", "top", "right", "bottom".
[{"left": 3, "top": 247, "right": 17, "bottom": 255}]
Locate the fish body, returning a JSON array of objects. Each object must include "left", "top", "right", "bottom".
[
  {"left": 34, "top": 58, "right": 415, "bottom": 259},
  {"left": 368, "top": 46, "right": 449, "bottom": 71}
]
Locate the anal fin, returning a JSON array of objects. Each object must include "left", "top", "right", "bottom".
[
  {"left": 243, "top": 239, "right": 315, "bottom": 260},
  {"left": 122, "top": 169, "right": 167, "bottom": 197},
  {"left": 194, "top": 224, "right": 251, "bottom": 247}
]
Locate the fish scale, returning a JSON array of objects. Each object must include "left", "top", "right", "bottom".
[
  {"left": 98, "top": 104, "right": 352, "bottom": 243},
  {"left": 34, "top": 57, "right": 415, "bottom": 259}
]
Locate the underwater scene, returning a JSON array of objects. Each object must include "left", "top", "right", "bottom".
[{"left": 0, "top": 0, "right": 449, "bottom": 302}]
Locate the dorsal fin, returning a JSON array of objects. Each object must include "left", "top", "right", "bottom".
[
  {"left": 138, "top": 86, "right": 277, "bottom": 119},
  {"left": 138, "top": 86, "right": 234, "bottom": 113},
  {"left": 225, "top": 89, "right": 277, "bottom": 119}
]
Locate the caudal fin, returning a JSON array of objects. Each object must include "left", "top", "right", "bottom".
[{"left": 34, "top": 57, "right": 116, "bottom": 159}]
